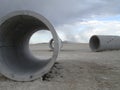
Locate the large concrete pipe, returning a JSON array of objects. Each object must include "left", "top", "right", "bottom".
[
  {"left": 0, "top": 10, "right": 60, "bottom": 81},
  {"left": 49, "top": 38, "right": 63, "bottom": 50},
  {"left": 89, "top": 35, "right": 120, "bottom": 52}
]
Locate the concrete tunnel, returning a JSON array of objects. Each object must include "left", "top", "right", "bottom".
[
  {"left": 89, "top": 35, "right": 120, "bottom": 52},
  {"left": 49, "top": 38, "right": 63, "bottom": 50},
  {"left": 0, "top": 10, "right": 60, "bottom": 81}
]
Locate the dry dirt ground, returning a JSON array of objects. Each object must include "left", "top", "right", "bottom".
[{"left": 0, "top": 43, "right": 120, "bottom": 90}]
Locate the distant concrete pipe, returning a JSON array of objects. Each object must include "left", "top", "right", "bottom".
[
  {"left": 89, "top": 35, "right": 120, "bottom": 52},
  {"left": 0, "top": 10, "right": 60, "bottom": 81},
  {"left": 49, "top": 38, "right": 63, "bottom": 50}
]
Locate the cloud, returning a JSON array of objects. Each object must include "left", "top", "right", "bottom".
[
  {"left": 56, "top": 20, "right": 120, "bottom": 43},
  {"left": 0, "top": 0, "right": 120, "bottom": 26},
  {"left": 1, "top": 0, "right": 120, "bottom": 43},
  {"left": 29, "top": 30, "right": 52, "bottom": 44}
]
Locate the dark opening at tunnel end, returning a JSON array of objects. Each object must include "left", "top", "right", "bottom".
[{"left": 89, "top": 35, "right": 100, "bottom": 52}]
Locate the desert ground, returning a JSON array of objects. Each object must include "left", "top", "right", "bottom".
[{"left": 0, "top": 43, "right": 120, "bottom": 90}]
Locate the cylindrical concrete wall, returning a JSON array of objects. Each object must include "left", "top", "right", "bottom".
[
  {"left": 0, "top": 10, "right": 60, "bottom": 81},
  {"left": 89, "top": 35, "right": 120, "bottom": 52},
  {"left": 49, "top": 38, "right": 63, "bottom": 50}
]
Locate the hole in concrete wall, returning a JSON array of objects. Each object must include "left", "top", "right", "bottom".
[
  {"left": 90, "top": 35, "right": 100, "bottom": 50},
  {"left": 0, "top": 14, "right": 53, "bottom": 76},
  {"left": 29, "top": 30, "right": 53, "bottom": 60},
  {"left": 0, "top": 11, "right": 59, "bottom": 81}
]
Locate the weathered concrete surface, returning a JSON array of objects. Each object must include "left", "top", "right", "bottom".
[
  {"left": 89, "top": 35, "right": 120, "bottom": 52},
  {"left": 0, "top": 10, "right": 60, "bottom": 81},
  {"left": 0, "top": 43, "right": 120, "bottom": 90}
]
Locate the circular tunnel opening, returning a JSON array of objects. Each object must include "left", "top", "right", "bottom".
[
  {"left": 29, "top": 30, "right": 53, "bottom": 60},
  {"left": 0, "top": 11, "right": 59, "bottom": 81},
  {"left": 49, "top": 39, "right": 55, "bottom": 50},
  {"left": 89, "top": 35, "right": 100, "bottom": 51},
  {"left": 49, "top": 38, "right": 63, "bottom": 50}
]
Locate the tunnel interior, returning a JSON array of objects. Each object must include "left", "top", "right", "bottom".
[
  {"left": 0, "top": 15, "right": 53, "bottom": 79},
  {"left": 89, "top": 35, "right": 100, "bottom": 51}
]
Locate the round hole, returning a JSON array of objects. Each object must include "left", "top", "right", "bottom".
[
  {"left": 0, "top": 10, "right": 59, "bottom": 81},
  {"left": 89, "top": 35, "right": 100, "bottom": 51},
  {"left": 29, "top": 30, "right": 53, "bottom": 60}
]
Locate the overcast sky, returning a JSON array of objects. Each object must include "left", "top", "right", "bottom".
[{"left": 1, "top": 0, "right": 120, "bottom": 43}]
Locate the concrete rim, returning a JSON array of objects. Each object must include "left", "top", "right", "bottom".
[
  {"left": 89, "top": 35, "right": 100, "bottom": 52},
  {"left": 0, "top": 10, "right": 60, "bottom": 81},
  {"left": 49, "top": 38, "right": 63, "bottom": 50}
]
